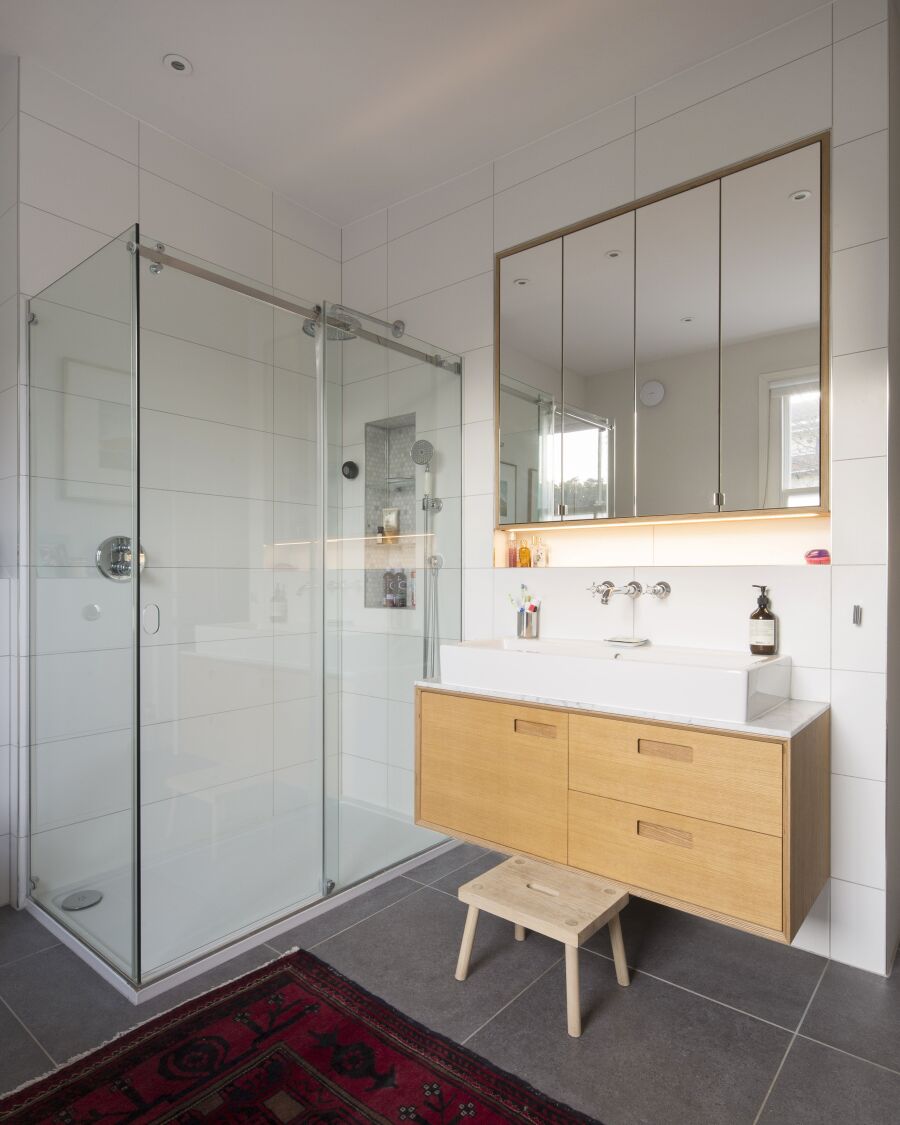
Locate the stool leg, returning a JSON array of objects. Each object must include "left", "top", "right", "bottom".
[
  {"left": 565, "top": 945, "right": 581, "bottom": 1037},
  {"left": 455, "top": 906, "right": 480, "bottom": 981},
  {"left": 608, "top": 913, "right": 630, "bottom": 986},
  {"left": 514, "top": 924, "right": 526, "bottom": 942}
]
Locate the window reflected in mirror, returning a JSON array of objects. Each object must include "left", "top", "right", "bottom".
[{"left": 720, "top": 143, "right": 821, "bottom": 511}]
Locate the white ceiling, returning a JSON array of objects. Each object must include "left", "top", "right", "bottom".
[{"left": 0, "top": 0, "right": 826, "bottom": 225}]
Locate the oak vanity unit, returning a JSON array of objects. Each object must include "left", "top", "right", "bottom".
[{"left": 415, "top": 686, "right": 829, "bottom": 943}]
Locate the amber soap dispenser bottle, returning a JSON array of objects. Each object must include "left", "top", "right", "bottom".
[{"left": 750, "top": 584, "right": 777, "bottom": 655}]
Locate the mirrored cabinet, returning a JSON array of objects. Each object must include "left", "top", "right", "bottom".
[{"left": 496, "top": 137, "right": 827, "bottom": 526}]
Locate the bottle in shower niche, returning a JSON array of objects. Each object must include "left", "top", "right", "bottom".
[
  {"left": 518, "top": 537, "right": 531, "bottom": 568},
  {"left": 507, "top": 531, "right": 518, "bottom": 568},
  {"left": 750, "top": 584, "right": 777, "bottom": 655}
]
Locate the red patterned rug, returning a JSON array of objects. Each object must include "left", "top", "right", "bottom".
[{"left": 0, "top": 949, "right": 599, "bottom": 1124}]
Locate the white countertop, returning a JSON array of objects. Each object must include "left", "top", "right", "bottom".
[{"left": 415, "top": 679, "right": 828, "bottom": 740}]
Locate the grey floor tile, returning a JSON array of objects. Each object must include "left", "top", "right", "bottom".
[
  {"left": 314, "top": 885, "right": 561, "bottom": 1042},
  {"left": 0, "top": 907, "right": 59, "bottom": 969},
  {"left": 0, "top": 1001, "right": 54, "bottom": 1097},
  {"left": 403, "top": 843, "right": 487, "bottom": 885},
  {"left": 267, "top": 876, "right": 420, "bottom": 953},
  {"left": 430, "top": 851, "right": 507, "bottom": 897},
  {"left": 759, "top": 1036, "right": 900, "bottom": 1124},
  {"left": 585, "top": 897, "right": 824, "bottom": 1029},
  {"left": 801, "top": 961, "right": 900, "bottom": 1072},
  {"left": 138, "top": 944, "right": 280, "bottom": 1020},
  {"left": 468, "top": 951, "right": 790, "bottom": 1125}
]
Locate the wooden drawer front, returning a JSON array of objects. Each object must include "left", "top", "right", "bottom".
[
  {"left": 418, "top": 691, "right": 568, "bottom": 862},
  {"left": 568, "top": 791, "right": 782, "bottom": 930},
  {"left": 569, "top": 714, "right": 783, "bottom": 837}
]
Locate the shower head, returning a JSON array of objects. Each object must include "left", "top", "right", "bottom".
[
  {"left": 302, "top": 315, "right": 358, "bottom": 342},
  {"left": 411, "top": 439, "right": 434, "bottom": 467}
]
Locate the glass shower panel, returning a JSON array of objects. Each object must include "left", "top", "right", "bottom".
[
  {"left": 29, "top": 228, "right": 139, "bottom": 978},
  {"left": 138, "top": 246, "right": 323, "bottom": 978},
  {"left": 324, "top": 306, "right": 460, "bottom": 890}
]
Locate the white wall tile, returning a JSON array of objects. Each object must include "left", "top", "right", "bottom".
[
  {"left": 342, "top": 209, "right": 387, "bottom": 260},
  {"left": 273, "top": 194, "right": 340, "bottom": 260},
  {"left": 0, "top": 118, "right": 17, "bottom": 218},
  {"left": 140, "top": 171, "right": 272, "bottom": 285},
  {"left": 388, "top": 199, "right": 492, "bottom": 305},
  {"left": 831, "top": 879, "right": 886, "bottom": 972},
  {"left": 831, "top": 457, "right": 887, "bottom": 564},
  {"left": 18, "top": 205, "right": 108, "bottom": 297},
  {"left": 636, "top": 48, "right": 830, "bottom": 197},
  {"left": 341, "top": 244, "right": 387, "bottom": 312},
  {"left": 0, "top": 833, "right": 8, "bottom": 906},
  {"left": 463, "top": 568, "right": 494, "bottom": 640},
  {"left": 342, "top": 754, "right": 388, "bottom": 807},
  {"left": 832, "top": 131, "right": 888, "bottom": 251},
  {"left": 637, "top": 7, "right": 832, "bottom": 129},
  {"left": 790, "top": 666, "right": 830, "bottom": 702},
  {"left": 833, "top": 22, "right": 888, "bottom": 144},
  {"left": 463, "top": 494, "right": 495, "bottom": 569},
  {"left": 831, "top": 240, "right": 889, "bottom": 355},
  {"left": 341, "top": 630, "right": 388, "bottom": 698},
  {"left": 494, "top": 134, "right": 634, "bottom": 251},
  {"left": 387, "top": 700, "right": 414, "bottom": 770},
  {"left": 831, "top": 775, "right": 886, "bottom": 887},
  {"left": 496, "top": 99, "right": 633, "bottom": 190},
  {"left": 831, "top": 670, "right": 886, "bottom": 780},
  {"left": 387, "top": 766, "right": 415, "bottom": 817},
  {"left": 274, "top": 233, "right": 341, "bottom": 303},
  {"left": 139, "top": 568, "right": 276, "bottom": 647},
  {"left": 0, "top": 746, "right": 8, "bottom": 836},
  {"left": 342, "top": 373, "right": 388, "bottom": 446},
  {"left": 834, "top": 0, "right": 887, "bottom": 40},
  {"left": 390, "top": 272, "right": 492, "bottom": 355},
  {"left": 140, "top": 123, "right": 272, "bottom": 227},
  {"left": 462, "top": 346, "right": 493, "bottom": 425},
  {"left": 831, "top": 565, "right": 887, "bottom": 673},
  {"left": 0, "top": 297, "right": 16, "bottom": 393},
  {"left": 493, "top": 566, "right": 635, "bottom": 641},
  {"left": 341, "top": 692, "right": 388, "bottom": 762},
  {"left": 463, "top": 420, "right": 494, "bottom": 497},
  {"left": 389, "top": 163, "right": 492, "bottom": 240},
  {"left": 19, "top": 61, "right": 138, "bottom": 163},
  {"left": 831, "top": 349, "right": 888, "bottom": 460},
  {"left": 141, "top": 489, "right": 273, "bottom": 569}
]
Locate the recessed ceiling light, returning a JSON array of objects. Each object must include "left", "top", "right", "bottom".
[
  {"left": 789, "top": 189, "right": 812, "bottom": 202},
  {"left": 680, "top": 316, "right": 695, "bottom": 323},
  {"left": 512, "top": 277, "right": 530, "bottom": 286},
  {"left": 605, "top": 249, "right": 622, "bottom": 259},
  {"left": 163, "top": 53, "right": 193, "bottom": 75}
]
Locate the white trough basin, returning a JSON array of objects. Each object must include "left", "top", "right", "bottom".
[{"left": 439, "top": 638, "right": 791, "bottom": 724}]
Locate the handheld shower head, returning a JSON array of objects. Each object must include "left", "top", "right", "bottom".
[{"left": 411, "top": 439, "right": 434, "bottom": 467}]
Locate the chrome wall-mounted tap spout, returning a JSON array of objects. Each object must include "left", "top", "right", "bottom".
[{"left": 587, "top": 580, "right": 643, "bottom": 605}]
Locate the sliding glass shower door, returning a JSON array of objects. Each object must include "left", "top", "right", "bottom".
[{"left": 28, "top": 234, "right": 461, "bottom": 985}]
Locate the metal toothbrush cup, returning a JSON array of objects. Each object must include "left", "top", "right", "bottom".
[{"left": 517, "top": 605, "right": 539, "bottom": 639}]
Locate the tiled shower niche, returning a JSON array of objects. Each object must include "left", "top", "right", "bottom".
[{"left": 364, "top": 414, "right": 417, "bottom": 609}]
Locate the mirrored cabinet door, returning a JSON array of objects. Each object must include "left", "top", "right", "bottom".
[
  {"left": 635, "top": 181, "right": 720, "bottom": 517},
  {"left": 562, "top": 212, "right": 635, "bottom": 519},
  {"left": 720, "top": 143, "right": 822, "bottom": 511},
  {"left": 498, "top": 241, "right": 562, "bottom": 524}
]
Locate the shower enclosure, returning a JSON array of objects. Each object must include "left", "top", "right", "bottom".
[{"left": 26, "top": 227, "right": 462, "bottom": 985}]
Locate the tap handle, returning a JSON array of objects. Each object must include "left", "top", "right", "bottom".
[{"left": 587, "top": 581, "right": 614, "bottom": 598}]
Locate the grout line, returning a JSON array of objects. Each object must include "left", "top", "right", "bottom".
[
  {"left": 0, "top": 940, "right": 61, "bottom": 973},
  {"left": 19, "top": 108, "right": 139, "bottom": 171},
  {"left": 832, "top": 236, "right": 889, "bottom": 255},
  {"left": 307, "top": 882, "right": 424, "bottom": 950},
  {"left": 795, "top": 1033, "right": 900, "bottom": 1078},
  {"left": 461, "top": 955, "right": 564, "bottom": 1046},
  {"left": 579, "top": 945, "right": 797, "bottom": 1035},
  {"left": 832, "top": 126, "right": 888, "bottom": 150},
  {"left": 389, "top": 268, "right": 492, "bottom": 315},
  {"left": 635, "top": 41, "right": 831, "bottom": 134},
  {"left": 751, "top": 959, "right": 829, "bottom": 1124},
  {"left": 0, "top": 993, "right": 57, "bottom": 1067},
  {"left": 402, "top": 849, "right": 492, "bottom": 888}
]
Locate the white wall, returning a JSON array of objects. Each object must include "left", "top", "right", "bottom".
[
  {"left": 341, "top": 1, "right": 893, "bottom": 973},
  {"left": 2, "top": 58, "right": 342, "bottom": 921}
]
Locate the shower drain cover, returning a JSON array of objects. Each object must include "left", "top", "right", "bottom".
[{"left": 61, "top": 890, "right": 103, "bottom": 911}]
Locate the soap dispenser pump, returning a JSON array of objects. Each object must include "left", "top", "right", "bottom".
[{"left": 750, "top": 584, "right": 777, "bottom": 655}]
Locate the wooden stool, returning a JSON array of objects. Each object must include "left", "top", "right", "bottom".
[{"left": 455, "top": 855, "right": 630, "bottom": 1037}]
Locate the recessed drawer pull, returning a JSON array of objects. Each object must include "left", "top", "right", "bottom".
[
  {"left": 637, "top": 820, "right": 693, "bottom": 848},
  {"left": 637, "top": 738, "right": 693, "bottom": 763},
  {"left": 514, "top": 718, "right": 557, "bottom": 739}
]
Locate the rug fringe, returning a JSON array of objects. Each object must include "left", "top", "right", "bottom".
[{"left": 0, "top": 944, "right": 301, "bottom": 1104}]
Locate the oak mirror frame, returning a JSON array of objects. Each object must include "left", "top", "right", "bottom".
[{"left": 494, "top": 134, "right": 830, "bottom": 530}]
